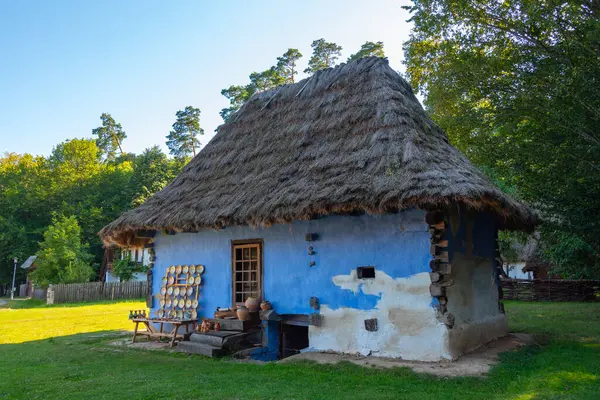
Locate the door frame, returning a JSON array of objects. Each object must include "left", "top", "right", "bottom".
[{"left": 230, "top": 238, "right": 264, "bottom": 307}]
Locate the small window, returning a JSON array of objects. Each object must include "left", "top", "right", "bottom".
[{"left": 357, "top": 266, "right": 376, "bottom": 279}]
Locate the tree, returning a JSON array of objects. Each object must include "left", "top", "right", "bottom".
[
  {"left": 248, "top": 67, "right": 285, "bottom": 93},
  {"left": 130, "top": 146, "right": 181, "bottom": 206},
  {"left": 31, "top": 215, "right": 94, "bottom": 287},
  {"left": 166, "top": 106, "right": 203, "bottom": 158},
  {"left": 220, "top": 85, "right": 253, "bottom": 122},
  {"left": 92, "top": 113, "right": 126, "bottom": 160},
  {"left": 276, "top": 48, "right": 303, "bottom": 84},
  {"left": 404, "top": 0, "right": 600, "bottom": 278},
  {"left": 304, "top": 39, "right": 342, "bottom": 74},
  {"left": 347, "top": 41, "right": 385, "bottom": 61}
]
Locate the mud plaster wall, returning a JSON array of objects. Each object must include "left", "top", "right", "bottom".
[
  {"left": 308, "top": 270, "right": 450, "bottom": 360},
  {"left": 445, "top": 209, "right": 508, "bottom": 358},
  {"left": 150, "top": 210, "right": 431, "bottom": 318}
]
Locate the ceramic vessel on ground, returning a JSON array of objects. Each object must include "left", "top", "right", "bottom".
[
  {"left": 260, "top": 300, "right": 272, "bottom": 311},
  {"left": 237, "top": 305, "right": 250, "bottom": 321},
  {"left": 245, "top": 297, "right": 259, "bottom": 312}
]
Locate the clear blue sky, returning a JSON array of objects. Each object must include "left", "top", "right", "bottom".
[{"left": 0, "top": 0, "right": 413, "bottom": 156}]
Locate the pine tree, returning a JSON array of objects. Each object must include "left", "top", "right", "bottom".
[{"left": 166, "top": 106, "right": 203, "bottom": 158}]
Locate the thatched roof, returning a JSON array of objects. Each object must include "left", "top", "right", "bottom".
[{"left": 100, "top": 57, "right": 537, "bottom": 247}]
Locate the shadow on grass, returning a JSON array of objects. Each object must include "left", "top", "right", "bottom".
[{"left": 0, "top": 331, "right": 598, "bottom": 400}]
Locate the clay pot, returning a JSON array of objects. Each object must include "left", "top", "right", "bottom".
[
  {"left": 245, "top": 297, "right": 259, "bottom": 312},
  {"left": 260, "top": 300, "right": 272, "bottom": 311},
  {"left": 236, "top": 305, "right": 250, "bottom": 321}
]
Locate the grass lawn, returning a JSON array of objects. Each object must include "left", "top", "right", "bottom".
[{"left": 0, "top": 301, "right": 598, "bottom": 399}]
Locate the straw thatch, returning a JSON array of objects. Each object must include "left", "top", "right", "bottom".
[{"left": 100, "top": 57, "right": 537, "bottom": 247}]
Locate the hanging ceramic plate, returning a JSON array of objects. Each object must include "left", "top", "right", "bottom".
[
  {"left": 159, "top": 299, "right": 165, "bottom": 308},
  {"left": 188, "top": 276, "right": 194, "bottom": 285},
  {"left": 166, "top": 297, "right": 172, "bottom": 307},
  {"left": 169, "top": 265, "right": 176, "bottom": 274},
  {"left": 189, "top": 265, "right": 196, "bottom": 274},
  {"left": 167, "top": 286, "right": 173, "bottom": 295},
  {"left": 176, "top": 310, "right": 183, "bottom": 319},
  {"left": 161, "top": 277, "right": 167, "bottom": 285},
  {"left": 186, "top": 287, "right": 193, "bottom": 296},
  {"left": 160, "top": 286, "right": 167, "bottom": 295},
  {"left": 167, "top": 276, "right": 175, "bottom": 285},
  {"left": 157, "top": 309, "right": 164, "bottom": 318},
  {"left": 174, "top": 287, "right": 180, "bottom": 296},
  {"left": 185, "top": 299, "right": 192, "bottom": 308},
  {"left": 192, "top": 299, "right": 198, "bottom": 308},
  {"left": 196, "top": 265, "right": 204, "bottom": 274},
  {"left": 178, "top": 298, "right": 185, "bottom": 308},
  {"left": 174, "top": 265, "right": 181, "bottom": 275},
  {"left": 182, "top": 265, "right": 189, "bottom": 274},
  {"left": 191, "top": 310, "right": 197, "bottom": 319},
  {"left": 194, "top": 276, "right": 202, "bottom": 285}
]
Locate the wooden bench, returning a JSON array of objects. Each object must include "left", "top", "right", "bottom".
[{"left": 131, "top": 318, "right": 197, "bottom": 347}]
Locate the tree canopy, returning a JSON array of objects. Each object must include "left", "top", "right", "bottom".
[
  {"left": 31, "top": 215, "right": 94, "bottom": 287},
  {"left": 304, "top": 39, "right": 343, "bottom": 74},
  {"left": 404, "top": 0, "right": 600, "bottom": 278},
  {"left": 92, "top": 113, "right": 126, "bottom": 160},
  {"left": 347, "top": 41, "right": 385, "bottom": 61},
  {"left": 166, "top": 106, "right": 203, "bottom": 158}
]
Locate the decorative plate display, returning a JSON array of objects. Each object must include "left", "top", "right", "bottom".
[
  {"left": 167, "top": 286, "right": 174, "bottom": 295},
  {"left": 174, "top": 287, "right": 180, "bottom": 296},
  {"left": 186, "top": 287, "right": 193, "bottom": 296},
  {"left": 167, "top": 276, "right": 175, "bottom": 285},
  {"left": 191, "top": 310, "right": 197, "bottom": 319},
  {"left": 191, "top": 299, "right": 198, "bottom": 308},
  {"left": 169, "top": 265, "right": 176, "bottom": 274},
  {"left": 186, "top": 299, "right": 192, "bottom": 308},
  {"left": 182, "top": 265, "right": 189, "bottom": 274},
  {"left": 194, "top": 276, "right": 202, "bottom": 285},
  {"left": 159, "top": 299, "right": 165, "bottom": 308},
  {"left": 188, "top": 276, "right": 194, "bottom": 285},
  {"left": 176, "top": 310, "right": 183, "bottom": 319},
  {"left": 166, "top": 298, "right": 172, "bottom": 307},
  {"left": 157, "top": 309, "right": 164, "bottom": 318},
  {"left": 160, "top": 286, "right": 167, "bottom": 295},
  {"left": 175, "top": 265, "right": 182, "bottom": 274},
  {"left": 161, "top": 277, "right": 167, "bottom": 284},
  {"left": 196, "top": 264, "right": 205, "bottom": 274},
  {"left": 189, "top": 265, "right": 196, "bottom": 274},
  {"left": 178, "top": 298, "right": 185, "bottom": 308}
]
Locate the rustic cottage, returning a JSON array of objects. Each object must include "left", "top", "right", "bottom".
[{"left": 100, "top": 57, "right": 537, "bottom": 361}]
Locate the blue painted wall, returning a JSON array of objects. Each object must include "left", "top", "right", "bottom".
[{"left": 151, "top": 210, "right": 431, "bottom": 318}]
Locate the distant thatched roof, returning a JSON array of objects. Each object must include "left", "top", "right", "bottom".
[{"left": 100, "top": 57, "right": 538, "bottom": 247}]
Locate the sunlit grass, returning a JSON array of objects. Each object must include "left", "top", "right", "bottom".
[
  {"left": 0, "top": 300, "right": 598, "bottom": 399},
  {"left": 0, "top": 300, "right": 144, "bottom": 344}
]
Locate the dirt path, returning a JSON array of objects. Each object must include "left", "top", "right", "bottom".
[{"left": 281, "top": 333, "right": 534, "bottom": 377}]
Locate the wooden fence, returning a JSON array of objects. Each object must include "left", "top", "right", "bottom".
[
  {"left": 48, "top": 281, "right": 146, "bottom": 304},
  {"left": 501, "top": 279, "right": 600, "bottom": 302}
]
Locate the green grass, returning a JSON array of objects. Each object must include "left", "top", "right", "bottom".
[{"left": 0, "top": 301, "right": 598, "bottom": 399}]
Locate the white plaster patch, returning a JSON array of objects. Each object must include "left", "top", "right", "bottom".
[{"left": 309, "top": 270, "right": 451, "bottom": 361}]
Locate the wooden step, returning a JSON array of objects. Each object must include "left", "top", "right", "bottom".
[
  {"left": 176, "top": 341, "right": 227, "bottom": 357},
  {"left": 211, "top": 318, "right": 258, "bottom": 332},
  {"left": 189, "top": 330, "right": 239, "bottom": 347}
]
